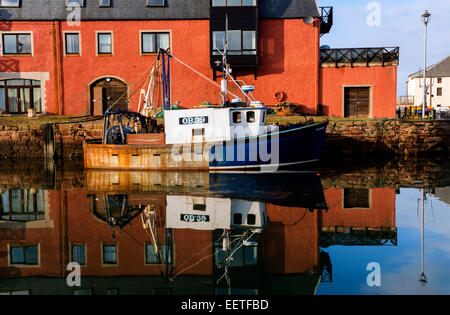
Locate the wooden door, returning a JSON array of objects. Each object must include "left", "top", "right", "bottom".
[
  {"left": 344, "top": 87, "right": 370, "bottom": 118},
  {"left": 91, "top": 78, "right": 128, "bottom": 115}
]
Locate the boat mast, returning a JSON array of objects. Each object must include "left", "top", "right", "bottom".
[{"left": 222, "top": 15, "right": 229, "bottom": 107}]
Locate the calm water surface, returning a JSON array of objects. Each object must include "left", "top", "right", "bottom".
[{"left": 0, "top": 159, "right": 449, "bottom": 295}]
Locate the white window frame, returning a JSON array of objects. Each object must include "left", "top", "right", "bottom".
[
  {"left": 139, "top": 30, "right": 172, "bottom": 56},
  {"left": 95, "top": 31, "right": 114, "bottom": 56},
  {"left": 63, "top": 31, "right": 81, "bottom": 56},
  {"left": 0, "top": 31, "right": 34, "bottom": 57}
]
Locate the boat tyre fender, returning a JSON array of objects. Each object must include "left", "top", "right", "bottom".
[{"left": 274, "top": 90, "right": 286, "bottom": 102}]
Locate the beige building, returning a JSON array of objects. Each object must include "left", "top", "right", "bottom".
[{"left": 406, "top": 55, "right": 450, "bottom": 111}]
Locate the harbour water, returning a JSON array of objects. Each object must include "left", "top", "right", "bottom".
[{"left": 0, "top": 158, "right": 449, "bottom": 295}]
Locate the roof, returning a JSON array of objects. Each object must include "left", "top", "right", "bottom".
[
  {"left": 410, "top": 55, "right": 450, "bottom": 78},
  {"left": 0, "top": 0, "right": 321, "bottom": 21}
]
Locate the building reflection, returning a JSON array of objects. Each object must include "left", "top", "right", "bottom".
[{"left": 0, "top": 171, "right": 398, "bottom": 295}]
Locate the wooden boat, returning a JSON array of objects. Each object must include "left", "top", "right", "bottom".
[{"left": 84, "top": 49, "right": 328, "bottom": 172}]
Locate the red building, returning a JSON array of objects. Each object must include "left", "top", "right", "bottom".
[{"left": 0, "top": 0, "right": 398, "bottom": 118}]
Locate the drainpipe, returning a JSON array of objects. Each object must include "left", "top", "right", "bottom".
[
  {"left": 315, "top": 18, "right": 320, "bottom": 115},
  {"left": 53, "top": 20, "right": 64, "bottom": 115}
]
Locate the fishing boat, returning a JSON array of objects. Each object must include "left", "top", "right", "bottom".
[{"left": 83, "top": 48, "right": 328, "bottom": 172}]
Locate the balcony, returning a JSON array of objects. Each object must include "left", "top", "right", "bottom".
[
  {"left": 320, "top": 6, "right": 333, "bottom": 36},
  {"left": 210, "top": 2, "right": 259, "bottom": 71},
  {"left": 397, "top": 96, "right": 415, "bottom": 106},
  {"left": 320, "top": 47, "right": 400, "bottom": 67}
]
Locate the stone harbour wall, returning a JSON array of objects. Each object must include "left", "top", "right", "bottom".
[
  {"left": 0, "top": 118, "right": 448, "bottom": 162},
  {"left": 0, "top": 121, "right": 103, "bottom": 161},
  {"left": 322, "top": 119, "right": 450, "bottom": 159}
]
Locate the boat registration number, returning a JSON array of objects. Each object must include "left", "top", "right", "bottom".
[
  {"left": 179, "top": 116, "right": 209, "bottom": 125},
  {"left": 180, "top": 214, "right": 210, "bottom": 223}
]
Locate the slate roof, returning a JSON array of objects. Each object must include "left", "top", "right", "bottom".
[
  {"left": 0, "top": 0, "right": 321, "bottom": 21},
  {"left": 410, "top": 55, "right": 450, "bottom": 78}
]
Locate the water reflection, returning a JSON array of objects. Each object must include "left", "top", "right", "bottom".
[{"left": 0, "top": 159, "right": 449, "bottom": 295}]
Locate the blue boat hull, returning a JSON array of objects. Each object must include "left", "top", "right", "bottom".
[{"left": 209, "top": 121, "right": 328, "bottom": 170}]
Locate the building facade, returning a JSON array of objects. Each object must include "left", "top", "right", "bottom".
[
  {"left": 0, "top": 0, "right": 398, "bottom": 118},
  {"left": 406, "top": 55, "right": 450, "bottom": 111}
]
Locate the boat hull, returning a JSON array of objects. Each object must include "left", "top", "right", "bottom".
[
  {"left": 209, "top": 122, "right": 328, "bottom": 170},
  {"left": 83, "top": 122, "right": 328, "bottom": 171}
]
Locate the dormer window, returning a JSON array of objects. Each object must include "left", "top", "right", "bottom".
[
  {"left": 210, "top": 0, "right": 259, "bottom": 71},
  {"left": 0, "top": 0, "right": 20, "bottom": 7},
  {"left": 212, "top": 0, "right": 256, "bottom": 6},
  {"left": 66, "top": 0, "right": 84, "bottom": 7},
  {"left": 147, "top": 0, "right": 165, "bottom": 6},
  {"left": 99, "top": 0, "right": 111, "bottom": 7}
]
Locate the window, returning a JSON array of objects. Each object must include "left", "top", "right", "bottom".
[
  {"left": 2, "top": 33, "right": 31, "bottom": 55},
  {"left": 212, "top": 30, "right": 256, "bottom": 55},
  {"left": 1, "top": 189, "right": 45, "bottom": 221},
  {"left": 247, "top": 111, "right": 255, "bottom": 123},
  {"left": 242, "top": 31, "right": 256, "bottom": 55},
  {"left": 102, "top": 244, "right": 117, "bottom": 264},
  {"left": 343, "top": 189, "right": 370, "bottom": 209},
  {"left": 73, "top": 290, "right": 92, "bottom": 295},
  {"left": 212, "top": 0, "right": 256, "bottom": 6},
  {"left": 146, "top": 245, "right": 172, "bottom": 264},
  {"left": 247, "top": 214, "right": 256, "bottom": 225},
  {"left": 99, "top": 0, "right": 111, "bottom": 7},
  {"left": 437, "top": 78, "right": 442, "bottom": 84},
  {"left": 65, "top": 33, "right": 80, "bottom": 55},
  {"left": 97, "top": 33, "right": 112, "bottom": 55},
  {"left": 262, "top": 110, "right": 266, "bottom": 123},
  {"left": 0, "top": 0, "right": 20, "bottom": 7},
  {"left": 233, "top": 213, "right": 242, "bottom": 224},
  {"left": 71, "top": 244, "right": 86, "bottom": 265},
  {"left": 437, "top": 87, "right": 443, "bottom": 96},
  {"left": 0, "top": 79, "right": 42, "bottom": 113},
  {"left": 233, "top": 111, "right": 242, "bottom": 123},
  {"left": 141, "top": 32, "right": 170, "bottom": 54},
  {"left": 10, "top": 244, "right": 38, "bottom": 265},
  {"left": 192, "top": 128, "right": 205, "bottom": 137},
  {"left": 66, "top": 0, "right": 83, "bottom": 6},
  {"left": 147, "top": 0, "right": 165, "bottom": 6},
  {"left": 0, "top": 290, "right": 30, "bottom": 295},
  {"left": 193, "top": 204, "right": 206, "bottom": 211}
]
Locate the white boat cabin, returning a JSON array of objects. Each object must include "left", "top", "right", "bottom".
[
  {"left": 165, "top": 195, "right": 268, "bottom": 232},
  {"left": 164, "top": 107, "right": 268, "bottom": 145}
]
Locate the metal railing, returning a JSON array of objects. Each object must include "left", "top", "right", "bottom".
[
  {"left": 320, "top": 6, "right": 333, "bottom": 36},
  {"left": 320, "top": 47, "right": 400, "bottom": 67}
]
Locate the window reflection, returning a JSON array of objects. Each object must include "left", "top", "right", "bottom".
[{"left": 0, "top": 189, "right": 45, "bottom": 222}]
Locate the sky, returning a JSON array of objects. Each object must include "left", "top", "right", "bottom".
[{"left": 317, "top": 0, "right": 450, "bottom": 95}]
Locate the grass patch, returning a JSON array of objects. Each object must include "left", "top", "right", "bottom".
[
  {"left": 0, "top": 115, "right": 103, "bottom": 126},
  {"left": 0, "top": 114, "right": 430, "bottom": 128}
]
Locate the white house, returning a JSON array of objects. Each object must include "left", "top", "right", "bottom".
[{"left": 406, "top": 55, "right": 450, "bottom": 110}]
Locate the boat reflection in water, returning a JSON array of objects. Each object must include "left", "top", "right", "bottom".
[{"left": 0, "top": 169, "right": 399, "bottom": 295}]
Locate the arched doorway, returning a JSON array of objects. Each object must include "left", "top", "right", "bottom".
[{"left": 90, "top": 77, "right": 128, "bottom": 115}]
